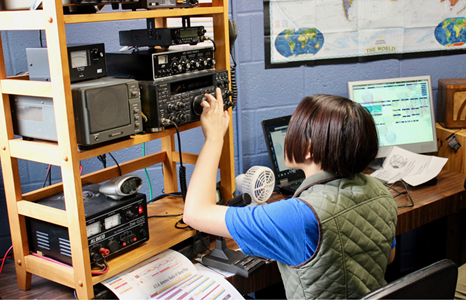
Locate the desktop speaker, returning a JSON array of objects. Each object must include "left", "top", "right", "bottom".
[{"left": 437, "top": 78, "right": 466, "bottom": 129}]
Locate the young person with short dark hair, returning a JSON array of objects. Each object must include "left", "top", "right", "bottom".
[{"left": 183, "top": 90, "right": 398, "bottom": 299}]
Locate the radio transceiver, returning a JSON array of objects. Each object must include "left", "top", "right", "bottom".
[
  {"left": 106, "top": 46, "right": 216, "bottom": 80},
  {"left": 139, "top": 70, "right": 232, "bottom": 132},
  {"left": 119, "top": 26, "right": 206, "bottom": 48},
  {"left": 27, "top": 183, "right": 149, "bottom": 266}
]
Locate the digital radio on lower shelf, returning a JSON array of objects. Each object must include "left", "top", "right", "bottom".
[
  {"left": 139, "top": 69, "right": 231, "bottom": 132},
  {"left": 27, "top": 183, "right": 149, "bottom": 266}
]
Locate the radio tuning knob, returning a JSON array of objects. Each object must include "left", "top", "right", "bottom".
[
  {"left": 167, "top": 104, "right": 175, "bottom": 112},
  {"left": 177, "top": 113, "right": 185, "bottom": 122},
  {"left": 191, "top": 60, "right": 200, "bottom": 69},
  {"left": 193, "top": 95, "right": 206, "bottom": 116},
  {"left": 125, "top": 210, "right": 135, "bottom": 220},
  {"left": 172, "top": 61, "right": 182, "bottom": 74},
  {"left": 176, "top": 102, "right": 185, "bottom": 110},
  {"left": 206, "top": 58, "right": 216, "bottom": 68}
]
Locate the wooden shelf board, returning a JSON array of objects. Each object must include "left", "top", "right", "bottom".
[
  {"left": 17, "top": 200, "right": 68, "bottom": 227},
  {"left": 0, "top": 11, "right": 45, "bottom": 30},
  {"left": 77, "top": 121, "right": 200, "bottom": 161},
  {"left": 1, "top": 79, "right": 53, "bottom": 98},
  {"left": 25, "top": 255, "right": 75, "bottom": 288},
  {"left": 21, "top": 150, "right": 168, "bottom": 203},
  {"left": 9, "top": 139, "right": 61, "bottom": 166},
  {"left": 64, "top": 6, "right": 223, "bottom": 24}
]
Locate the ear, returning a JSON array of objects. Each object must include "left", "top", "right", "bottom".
[{"left": 305, "top": 143, "right": 312, "bottom": 159}]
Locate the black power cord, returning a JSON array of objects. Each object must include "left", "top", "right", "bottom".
[
  {"left": 172, "top": 122, "right": 188, "bottom": 202},
  {"left": 159, "top": 118, "right": 190, "bottom": 230}
]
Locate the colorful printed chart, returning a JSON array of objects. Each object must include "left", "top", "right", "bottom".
[{"left": 101, "top": 249, "right": 244, "bottom": 300}]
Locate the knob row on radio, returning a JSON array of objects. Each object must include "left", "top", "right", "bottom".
[
  {"left": 167, "top": 102, "right": 186, "bottom": 112},
  {"left": 166, "top": 113, "right": 191, "bottom": 124},
  {"left": 170, "top": 58, "right": 216, "bottom": 74}
]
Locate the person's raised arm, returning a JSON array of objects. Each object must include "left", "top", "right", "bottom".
[{"left": 183, "top": 88, "right": 232, "bottom": 238}]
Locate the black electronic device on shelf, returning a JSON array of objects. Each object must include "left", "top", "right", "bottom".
[
  {"left": 201, "top": 193, "right": 266, "bottom": 278},
  {"left": 119, "top": 18, "right": 206, "bottom": 48},
  {"left": 138, "top": 69, "right": 232, "bottom": 132},
  {"left": 106, "top": 45, "right": 216, "bottom": 80},
  {"left": 27, "top": 183, "right": 149, "bottom": 267}
]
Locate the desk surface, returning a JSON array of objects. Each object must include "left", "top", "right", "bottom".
[{"left": 1, "top": 169, "right": 465, "bottom": 299}]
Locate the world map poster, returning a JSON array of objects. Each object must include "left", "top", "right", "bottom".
[{"left": 264, "top": 0, "right": 466, "bottom": 68}]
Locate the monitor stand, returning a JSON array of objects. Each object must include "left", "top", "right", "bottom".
[{"left": 368, "top": 158, "right": 385, "bottom": 170}]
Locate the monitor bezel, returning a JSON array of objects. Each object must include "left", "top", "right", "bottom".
[{"left": 347, "top": 75, "right": 438, "bottom": 158}]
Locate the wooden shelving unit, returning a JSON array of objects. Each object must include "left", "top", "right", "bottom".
[{"left": 0, "top": 1, "right": 234, "bottom": 299}]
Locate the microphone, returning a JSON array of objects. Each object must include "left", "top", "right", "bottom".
[{"left": 226, "top": 193, "right": 251, "bottom": 207}]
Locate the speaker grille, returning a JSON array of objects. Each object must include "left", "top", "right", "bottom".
[{"left": 85, "top": 84, "right": 131, "bottom": 134}]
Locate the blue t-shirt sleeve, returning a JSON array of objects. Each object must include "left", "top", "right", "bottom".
[{"left": 225, "top": 198, "right": 319, "bottom": 266}]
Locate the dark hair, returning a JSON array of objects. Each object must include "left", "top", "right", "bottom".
[{"left": 284, "top": 94, "right": 378, "bottom": 177}]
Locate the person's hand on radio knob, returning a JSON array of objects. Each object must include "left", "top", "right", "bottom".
[{"left": 201, "top": 87, "right": 230, "bottom": 142}]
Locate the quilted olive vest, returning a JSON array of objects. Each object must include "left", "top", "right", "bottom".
[{"left": 277, "top": 172, "right": 398, "bottom": 299}]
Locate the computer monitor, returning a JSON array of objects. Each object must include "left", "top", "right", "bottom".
[{"left": 347, "top": 75, "right": 437, "bottom": 159}]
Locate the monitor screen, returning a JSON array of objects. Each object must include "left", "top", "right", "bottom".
[
  {"left": 347, "top": 75, "right": 437, "bottom": 158},
  {"left": 261, "top": 115, "right": 305, "bottom": 185}
]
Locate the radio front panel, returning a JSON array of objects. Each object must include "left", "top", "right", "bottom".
[
  {"left": 139, "top": 70, "right": 230, "bottom": 132},
  {"left": 106, "top": 46, "right": 216, "bottom": 80}
]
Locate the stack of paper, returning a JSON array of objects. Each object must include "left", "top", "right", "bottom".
[{"left": 370, "top": 147, "right": 447, "bottom": 186}]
